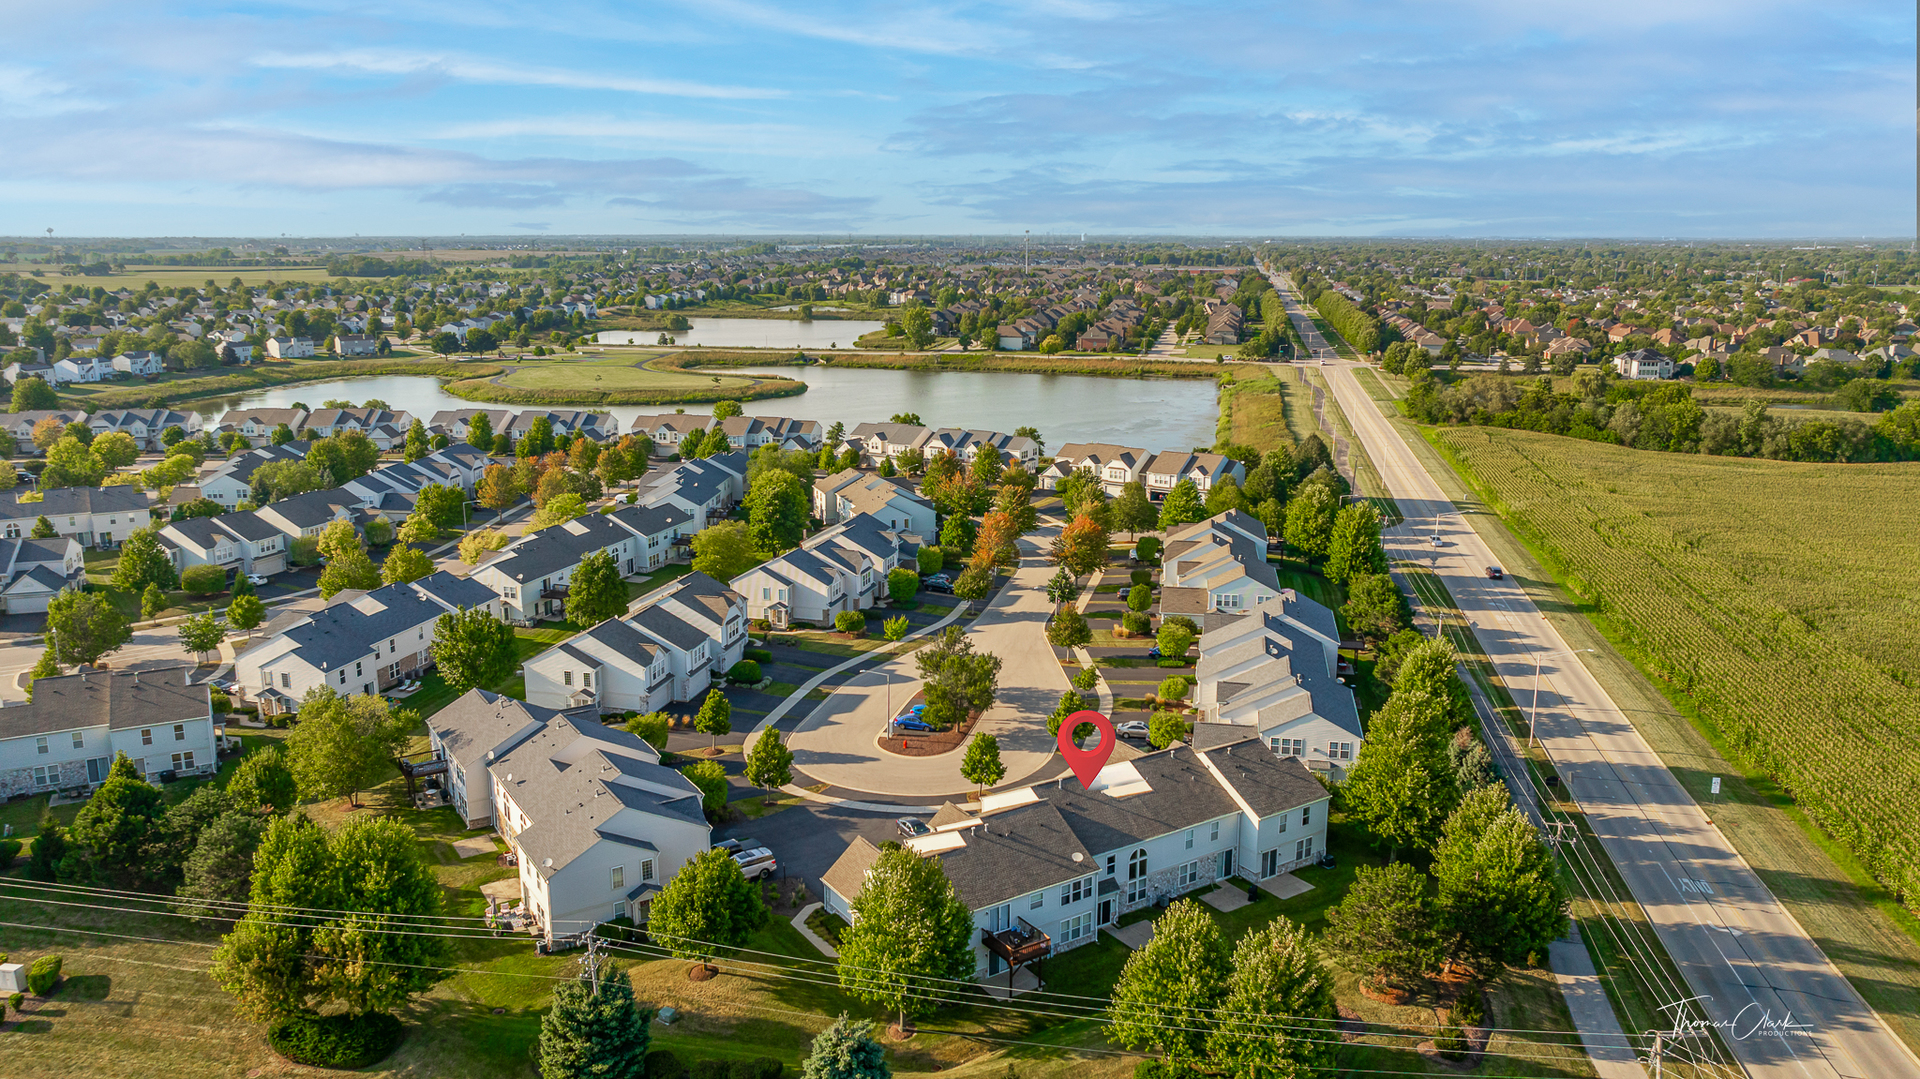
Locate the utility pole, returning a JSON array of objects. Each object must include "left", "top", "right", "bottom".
[{"left": 580, "top": 931, "right": 606, "bottom": 993}]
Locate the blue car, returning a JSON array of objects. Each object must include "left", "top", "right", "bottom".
[
  {"left": 892, "top": 717, "right": 935, "bottom": 733},
  {"left": 1147, "top": 646, "right": 1162, "bottom": 659},
  {"left": 907, "top": 703, "right": 926, "bottom": 715}
]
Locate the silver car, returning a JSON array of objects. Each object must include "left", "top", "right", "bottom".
[{"left": 731, "top": 846, "right": 778, "bottom": 881}]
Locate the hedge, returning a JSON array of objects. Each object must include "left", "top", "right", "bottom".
[
  {"left": 1310, "top": 289, "right": 1382, "bottom": 354},
  {"left": 267, "top": 1011, "right": 404, "bottom": 1069},
  {"left": 743, "top": 647, "right": 773, "bottom": 664},
  {"left": 1121, "top": 611, "right": 1151, "bottom": 636},
  {"left": 180, "top": 564, "right": 227, "bottom": 595},
  {"left": 726, "top": 660, "right": 762, "bottom": 684},
  {"left": 26, "top": 955, "right": 61, "bottom": 995}
]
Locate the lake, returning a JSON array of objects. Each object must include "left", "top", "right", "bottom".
[
  {"left": 205, "top": 366, "right": 1220, "bottom": 453},
  {"left": 594, "top": 317, "right": 885, "bottom": 349}
]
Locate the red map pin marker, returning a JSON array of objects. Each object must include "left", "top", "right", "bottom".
[{"left": 1058, "top": 710, "right": 1116, "bottom": 788}]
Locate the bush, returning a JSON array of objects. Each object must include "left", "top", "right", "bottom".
[
  {"left": 1126, "top": 584, "right": 1153, "bottom": 612},
  {"left": 744, "top": 647, "right": 773, "bottom": 664},
  {"left": 691, "top": 1061, "right": 730, "bottom": 1079},
  {"left": 735, "top": 1059, "right": 784, "bottom": 1079},
  {"left": 1162, "top": 614, "right": 1199, "bottom": 636},
  {"left": 26, "top": 955, "right": 61, "bottom": 995},
  {"left": 1121, "top": 611, "right": 1151, "bottom": 636},
  {"left": 1435, "top": 1022, "right": 1471, "bottom": 1061},
  {"left": 1157, "top": 658, "right": 1190, "bottom": 668},
  {"left": 1130, "top": 568, "right": 1152, "bottom": 587},
  {"left": 833, "top": 610, "right": 866, "bottom": 635},
  {"left": 727, "top": 660, "right": 762, "bottom": 684},
  {"left": 266, "top": 1010, "right": 405, "bottom": 1069},
  {"left": 0, "top": 838, "right": 20, "bottom": 866},
  {"left": 6, "top": 991, "right": 20, "bottom": 1010},
  {"left": 209, "top": 689, "right": 232, "bottom": 713},
  {"left": 1452, "top": 984, "right": 1487, "bottom": 1027},
  {"left": 1157, "top": 676, "right": 1189, "bottom": 702},
  {"left": 1135, "top": 536, "right": 1161, "bottom": 561},
  {"left": 1071, "top": 666, "right": 1100, "bottom": 691},
  {"left": 180, "top": 564, "right": 227, "bottom": 595},
  {"left": 645, "top": 1050, "right": 688, "bottom": 1079}
]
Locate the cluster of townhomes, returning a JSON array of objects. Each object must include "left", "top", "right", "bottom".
[
  {"left": 822, "top": 732, "right": 1330, "bottom": 987},
  {"left": 0, "top": 666, "right": 221, "bottom": 795},
  {"left": 3, "top": 351, "right": 166, "bottom": 387},
  {"left": 843, "top": 423, "right": 1042, "bottom": 469},
  {"left": 1040, "top": 443, "right": 1246, "bottom": 502},
  {"left": 629, "top": 414, "right": 821, "bottom": 453},
  {"left": 520, "top": 571, "right": 748, "bottom": 713},
  {"left": 1159, "top": 511, "right": 1364, "bottom": 771},
  {"left": 731, "top": 513, "right": 912, "bottom": 629}
]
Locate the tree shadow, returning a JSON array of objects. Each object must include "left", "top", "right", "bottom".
[{"left": 62, "top": 974, "right": 111, "bottom": 1001}]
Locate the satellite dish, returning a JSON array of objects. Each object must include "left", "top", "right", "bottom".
[{"left": 542, "top": 858, "right": 553, "bottom": 868}]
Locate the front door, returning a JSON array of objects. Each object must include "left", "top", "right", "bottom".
[{"left": 1097, "top": 899, "right": 1114, "bottom": 925}]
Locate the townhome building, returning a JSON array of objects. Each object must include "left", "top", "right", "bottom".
[
  {"left": 845, "top": 422, "right": 930, "bottom": 465},
  {"left": 730, "top": 513, "right": 906, "bottom": 629},
  {"left": 1046, "top": 443, "right": 1147, "bottom": 496},
  {"left": 1139, "top": 451, "right": 1245, "bottom": 503},
  {"left": 0, "top": 666, "right": 218, "bottom": 798},
  {"left": 709, "top": 415, "right": 823, "bottom": 452},
  {"left": 425, "top": 690, "right": 709, "bottom": 940},
  {"left": 428, "top": 409, "right": 514, "bottom": 443},
  {"left": 218, "top": 408, "right": 309, "bottom": 447},
  {"left": 0, "top": 536, "right": 85, "bottom": 614},
  {"left": 0, "top": 487, "right": 151, "bottom": 549},
  {"left": 50, "top": 357, "right": 112, "bottom": 384},
  {"left": 302, "top": 407, "right": 413, "bottom": 441},
  {"left": 252, "top": 486, "right": 363, "bottom": 542},
  {"left": 157, "top": 509, "right": 289, "bottom": 578},
  {"left": 470, "top": 503, "right": 693, "bottom": 623},
  {"left": 1192, "top": 597, "right": 1362, "bottom": 773},
  {"left": 1159, "top": 511, "right": 1285, "bottom": 625},
  {"left": 2, "top": 410, "right": 88, "bottom": 450},
  {"left": 340, "top": 443, "right": 493, "bottom": 504},
  {"left": 110, "top": 351, "right": 165, "bottom": 377},
  {"left": 821, "top": 734, "right": 1329, "bottom": 986},
  {"left": 917, "top": 429, "right": 1041, "bottom": 468},
  {"left": 198, "top": 442, "right": 309, "bottom": 505},
  {"left": 1613, "top": 348, "right": 1676, "bottom": 380},
  {"left": 264, "top": 336, "right": 316, "bottom": 359},
  {"left": 508, "top": 410, "right": 619, "bottom": 443},
  {"left": 87, "top": 408, "right": 201, "bottom": 450},
  {"left": 333, "top": 334, "right": 380, "bottom": 357},
  {"left": 521, "top": 571, "right": 747, "bottom": 713},
  {"left": 640, "top": 453, "right": 746, "bottom": 527},
  {"left": 628, "top": 413, "right": 710, "bottom": 449},
  {"left": 235, "top": 570, "right": 501, "bottom": 714},
  {"left": 811, "top": 468, "right": 936, "bottom": 534}
]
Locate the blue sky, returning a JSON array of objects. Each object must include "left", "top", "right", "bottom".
[{"left": 2, "top": 1, "right": 1912, "bottom": 238}]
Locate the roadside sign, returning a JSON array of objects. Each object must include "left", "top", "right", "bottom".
[{"left": 1711, "top": 777, "right": 1721, "bottom": 796}]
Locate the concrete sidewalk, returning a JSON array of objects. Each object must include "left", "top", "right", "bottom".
[{"left": 1549, "top": 934, "right": 1646, "bottom": 1079}]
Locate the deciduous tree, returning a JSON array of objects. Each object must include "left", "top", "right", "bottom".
[
  {"left": 284, "top": 688, "right": 412, "bottom": 807},
  {"left": 692, "top": 688, "right": 732, "bottom": 750},
  {"left": 1433, "top": 786, "right": 1568, "bottom": 974},
  {"left": 46, "top": 590, "right": 130, "bottom": 668},
  {"left": 1050, "top": 512, "right": 1109, "bottom": 577},
  {"left": 1342, "top": 688, "right": 1458, "bottom": 857},
  {"left": 112, "top": 527, "right": 178, "bottom": 593},
  {"left": 838, "top": 847, "right": 977, "bottom": 1029},
  {"left": 565, "top": 550, "right": 627, "bottom": 627},
  {"left": 64, "top": 754, "right": 164, "bottom": 885},
  {"left": 744, "top": 730, "right": 794, "bottom": 791},
  {"left": 960, "top": 732, "right": 1005, "bottom": 795},
  {"left": 691, "top": 520, "right": 757, "bottom": 582},
  {"left": 432, "top": 607, "right": 515, "bottom": 694},
  {"left": 1326, "top": 502, "right": 1388, "bottom": 583},
  {"left": 179, "top": 612, "right": 225, "bottom": 662},
  {"left": 1283, "top": 482, "right": 1339, "bottom": 558},
  {"left": 1157, "top": 478, "right": 1205, "bottom": 529},
  {"left": 1206, "top": 918, "right": 1339, "bottom": 1079},
  {"left": 1110, "top": 481, "right": 1158, "bottom": 536},
  {"left": 745, "top": 469, "right": 808, "bottom": 552},
  {"left": 1107, "top": 899, "right": 1230, "bottom": 1070},
  {"left": 647, "top": 848, "right": 768, "bottom": 972},
  {"left": 1046, "top": 606, "right": 1092, "bottom": 649}
]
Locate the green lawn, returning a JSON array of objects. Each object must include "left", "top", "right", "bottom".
[
  {"left": 83, "top": 550, "right": 223, "bottom": 620},
  {"left": 495, "top": 362, "right": 758, "bottom": 393}
]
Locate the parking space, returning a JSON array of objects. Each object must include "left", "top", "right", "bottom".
[{"left": 713, "top": 801, "right": 906, "bottom": 898}]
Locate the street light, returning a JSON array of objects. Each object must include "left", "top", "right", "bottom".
[{"left": 1530, "top": 647, "right": 1594, "bottom": 751}]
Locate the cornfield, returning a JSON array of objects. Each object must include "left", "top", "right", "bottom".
[{"left": 1435, "top": 426, "right": 1920, "bottom": 911}]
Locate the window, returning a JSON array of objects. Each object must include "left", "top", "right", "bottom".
[
  {"left": 32, "top": 765, "right": 54, "bottom": 788},
  {"left": 1030, "top": 891, "right": 1044, "bottom": 910},
  {"left": 141, "top": 728, "right": 153, "bottom": 746},
  {"left": 1210, "top": 821, "right": 1220, "bottom": 842},
  {"left": 1061, "top": 912, "right": 1093, "bottom": 943},
  {"left": 1178, "top": 860, "right": 1201, "bottom": 887},
  {"left": 1184, "top": 828, "right": 1194, "bottom": 849},
  {"left": 35, "top": 736, "right": 48, "bottom": 755},
  {"left": 171, "top": 751, "right": 195, "bottom": 771},
  {"left": 613, "top": 903, "right": 626, "bottom": 919},
  {"left": 339, "top": 670, "right": 348, "bottom": 685},
  {"left": 1296, "top": 836, "right": 1314, "bottom": 862},
  {"left": 354, "top": 661, "right": 363, "bottom": 678},
  {"left": 1301, "top": 806, "right": 1312, "bottom": 827},
  {"left": 563, "top": 671, "right": 573, "bottom": 687},
  {"left": 1217, "top": 592, "right": 1243, "bottom": 610},
  {"left": 1059, "top": 876, "right": 1093, "bottom": 905},
  {"left": 611, "top": 865, "right": 625, "bottom": 890},
  {"left": 1104, "top": 854, "right": 1116, "bottom": 877},
  {"left": 1269, "top": 737, "right": 1304, "bottom": 758},
  {"left": 583, "top": 672, "right": 592, "bottom": 689},
  {"left": 281, "top": 673, "right": 291, "bottom": 689},
  {"left": 174, "top": 724, "right": 186, "bottom": 741},
  {"left": 1329, "top": 741, "right": 1353, "bottom": 761},
  {"left": 1126, "top": 849, "right": 1149, "bottom": 904},
  {"left": 72, "top": 732, "right": 84, "bottom": 749},
  {"left": 641, "top": 859, "right": 655, "bottom": 882},
  {"left": 389, "top": 640, "right": 396, "bottom": 654}
]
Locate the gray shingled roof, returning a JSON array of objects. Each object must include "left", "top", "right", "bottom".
[{"left": 0, "top": 665, "right": 208, "bottom": 738}]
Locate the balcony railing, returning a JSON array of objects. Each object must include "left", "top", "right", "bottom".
[{"left": 982, "top": 917, "right": 1051, "bottom": 967}]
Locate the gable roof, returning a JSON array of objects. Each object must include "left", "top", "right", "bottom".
[{"left": 0, "top": 665, "right": 208, "bottom": 739}]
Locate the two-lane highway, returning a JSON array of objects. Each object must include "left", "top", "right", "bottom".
[{"left": 1268, "top": 272, "right": 1918, "bottom": 1079}]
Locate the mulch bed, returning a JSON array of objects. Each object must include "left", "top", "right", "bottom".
[{"left": 878, "top": 706, "right": 980, "bottom": 757}]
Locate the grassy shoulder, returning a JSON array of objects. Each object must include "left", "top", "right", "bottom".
[
  {"left": 1351, "top": 390, "right": 1920, "bottom": 1054},
  {"left": 56, "top": 357, "right": 498, "bottom": 411}
]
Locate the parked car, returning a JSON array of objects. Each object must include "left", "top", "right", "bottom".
[
  {"left": 896, "top": 817, "right": 931, "bottom": 839},
  {"left": 1147, "top": 645, "right": 1162, "bottom": 659},
  {"left": 922, "top": 575, "right": 954, "bottom": 594},
  {"left": 245, "top": 573, "right": 270, "bottom": 586},
  {"left": 731, "top": 847, "right": 778, "bottom": 881},
  {"left": 1486, "top": 566, "right": 1504, "bottom": 580},
  {"left": 1115, "top": 720, "right": 1150, "bottom": 741},
  {"left": 713, "top": 837, "right": 759, "bottom": 856},
  {"left": 891, "top": 716, "right": 935, "bottom": 733}
]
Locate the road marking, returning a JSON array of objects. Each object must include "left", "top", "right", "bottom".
[{"left": 1678, "top": 877, "right": 1717, "bottom": 895}]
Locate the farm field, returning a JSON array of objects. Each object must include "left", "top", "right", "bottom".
[
  {"left": 0, "top": 264, "right": 339, "bottom": 288},
  {"left": 1430, "top": 426, "right": 1920, "bottom": 916}
]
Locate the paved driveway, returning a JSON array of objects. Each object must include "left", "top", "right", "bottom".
[
  {"left": 714, "top": 802, "right": 903, "bottom": 899},
  {"left": 786, "top": 528, "right": 1070, "bottom": 798}
]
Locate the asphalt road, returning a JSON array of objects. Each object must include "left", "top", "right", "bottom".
[
  {"left": 1272, "top": 274, "right": 1918, "bottom": 1079},
  {"left": 713, "top": 801, "right": 902, "bottom": 901}
]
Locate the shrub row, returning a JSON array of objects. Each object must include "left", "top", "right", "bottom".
[{"left": 266, "top": 1010, "right": 404, "bottom": 1069}]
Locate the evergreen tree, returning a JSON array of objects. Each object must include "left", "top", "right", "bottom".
[
  {"left": 801, "top": 1015, "right": 891, "bottom": 1079},
  {"left": 65, "top": 754, "right": 165, "bottom": 885},
  {"left": 565, "top": 550, "right": 627, "bottom": 627},
  {"left": 1157, "top": 478, "right": 1205, "bottom": 529},
  {"left": 26, "top": 820, "right": 68, "bottom": 881},
  {"left": 537, "top": 967, "right": 651, "bottom": 1079},
  {"left": 29, "top": 515, "right": 56, "bottom": 539},
  {"left": 1322, "top": 862, "right": 1440, "bottom": 995}
]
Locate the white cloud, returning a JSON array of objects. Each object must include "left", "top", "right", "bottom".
[
  {"left": 429, "top": 115, "right": 867, "bottom": 156},
  {"left": 251, "top": 48, "right": 785, "bottom": 100}
]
